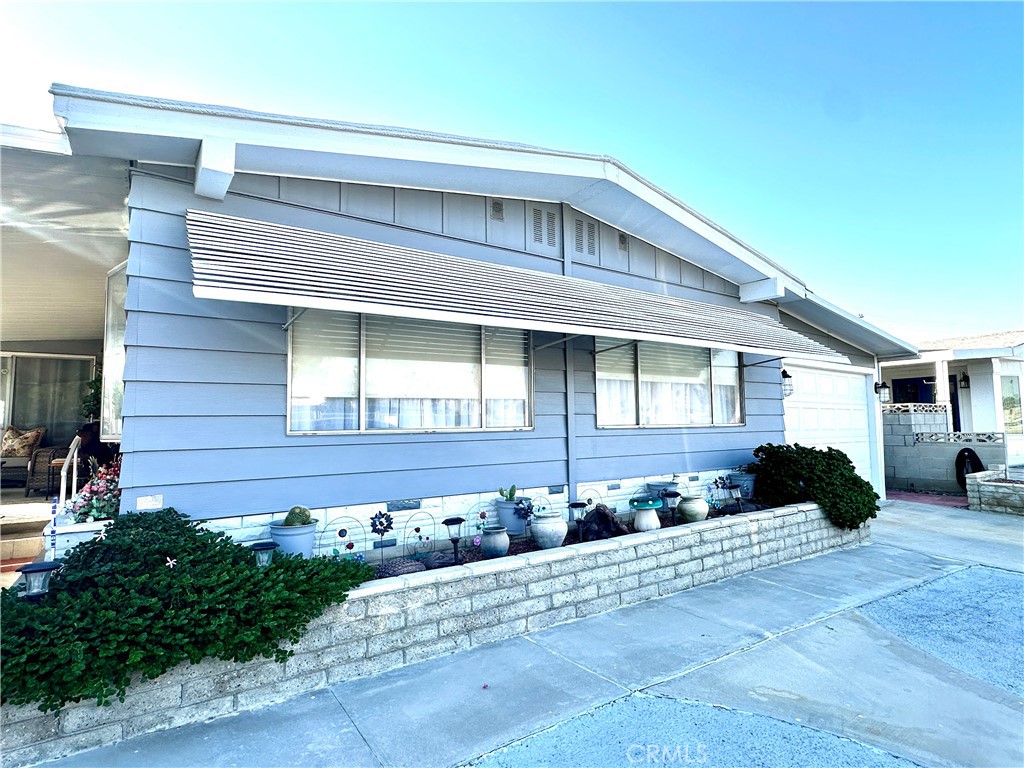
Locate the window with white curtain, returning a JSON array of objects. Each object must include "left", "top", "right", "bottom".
[
  {"left": 596, "top": 338, "right": 743, "bottom": 427},
  {"left": 288, "top": 311, "right": 532, "bottom": 433}
]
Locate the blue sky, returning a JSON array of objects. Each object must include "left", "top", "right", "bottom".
[{"left": 3, "top": 2, "right": 1021, "bottom": 343}]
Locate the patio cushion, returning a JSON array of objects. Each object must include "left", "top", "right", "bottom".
[{"left": 1, "top": 426, "right": 46, "bottom": 458}]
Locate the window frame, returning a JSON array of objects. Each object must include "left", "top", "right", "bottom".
[
  {"left": 1001, "top": 375, "right": 1023, "bottom": 435},
  {"left": 595, "top": 340, "right": 746, "bottom": 429},
  {"left": 286, "top": 311, "right": 535, "bottom": 435}
]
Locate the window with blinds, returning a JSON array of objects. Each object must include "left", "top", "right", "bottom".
[
  {"left": 289, "top": 311, "right": 531, "bottom": 433},
  {"left": 596, "top": 339, "right": 743, "bottom": 427}
]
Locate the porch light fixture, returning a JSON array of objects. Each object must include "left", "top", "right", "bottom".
[
  {"left": 250, "top": 541, "right": 279, "bottom": 568},
  {"left": 874, "top": 381, "right": 892, "bottom": 403},
  {"left": 959, "top": 373, "right": 970, "bottom": 390},
  {"left": 442, "top": 516, "right": 466, "bottom": 565},
  {"left": 16, "top": 560, "right": 63, "bottom": 601},
  {"left": 781, "top": 369, "right": 794, "bottom": 398}
]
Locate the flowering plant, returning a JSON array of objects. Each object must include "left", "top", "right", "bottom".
[{"left": 62, "top": 456, "right": 122, "bottom": 523}]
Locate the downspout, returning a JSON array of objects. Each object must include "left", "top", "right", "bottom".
[{"left": 561, "top": 204, "right": 578, "bottom": 503}]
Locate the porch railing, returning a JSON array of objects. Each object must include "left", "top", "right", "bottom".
[{"left": 58, "top": 435, "right": 82, "bottom": 510}]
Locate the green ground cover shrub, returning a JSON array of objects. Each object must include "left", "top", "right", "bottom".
[
  {"left": 1, "top": 508, "right": 375, "bottom": 713},
  {"left": 751, "top": 443, "right": 879, "bottom": 530}
]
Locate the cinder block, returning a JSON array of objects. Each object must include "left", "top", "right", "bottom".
[
  {"left": 285, "top": 640, "right": 367, "bottom": 677},
  {"left": 655, "top": 548, "right": 693, "bottom": 568},
  {"left": 598, "top": 573, "right": 639, "bottom": 596},
  {"left": 635, "top": 539, "right": 674, "bottom": 558},
  {"left": 438, "top": 575, "right": 496, "bottom": 600},
  {"left": 691, "top": 566, "right": 727, "bottom": 587},
  {"left": 618, "top": 557, "right": 658, "bottom": 576},
  {"left": 619, "top": 585, "right": 660, "bottom": 605},
  {"left": 406, "top": 596, "right": 472, "bottom": 626},
  {"left": 331, "top": 611, "right": 404, "bottom": 642},
  {"left": 526, "top": 573, "right": 577, "bottom": 597},
  {"left": 123, "top": 696, "right": 235, "bottom": 740},
  {"left": 62, "top": 684, "right": 183, "bottom": 733},
  {"left": 575, "top": 594, "right": 621, "bottom": 618},
  {"left": 526, "top": 606, "right": 578, "bottom": 631},
  {"left": 469, "top": 619, "right": 528, "bottom": 646},
  {"left": 638, "top": 568, "right": 674, "bottom": 587},
  {"left": 403, "top": 634, "right": 471, "bottom": 665},
  {"left": 180, "top": 663, "right": 281, "bottom": 707},
  {"left": 573, "top": 564, "right": 621, "bottom": 587},
  {"left": 365, "top": 586, "right": 439, "bottom": 617},
  {"left": 234, "top": 670, "right": 327, "bottom": 710},
  {"left": 551, "top": 585, "right": 598, "bottom": 609},
  {"left": 495, "top": 563, "right": 550, "bottom": 586},
  {"left": 657, "top": 574, "right": 694, "bottom": 596},
  {"left": 327, "top": 651, "right": 403, "bottom": 684},
  {"left": 2, "top": 724, "right": 124, "bottom": 768},
  {"left": 0, "top": 714, "right": 59, "bottom": 751},
  {"left": 367, "top": 624, "right": 438, "bottom": 657},
  {"left": 471, "top": 584, "right": 528, "bottom": 611}
]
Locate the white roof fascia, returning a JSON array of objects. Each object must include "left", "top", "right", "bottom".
[
  {"left": 50, "top": 84, "right": 805, "bottom": 293},
  {"left": 1, "top": 124, "right": 70, "bottom": 154}
]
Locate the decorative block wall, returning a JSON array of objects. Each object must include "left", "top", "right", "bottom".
[
  {"left": 1, "top": 504, "right": 868, "bottom": 768},
  {"left": 966, "top": 471, "right": 1024, "bottom": 515}
]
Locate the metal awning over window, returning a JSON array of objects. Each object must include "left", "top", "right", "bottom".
[{"left": 186, "top": 210, "right": 846, "bottom": 361}]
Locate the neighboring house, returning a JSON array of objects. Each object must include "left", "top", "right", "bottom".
[
  {"left": 879, "top": 330, "right": 1024, "bottom": 483},
  {"left": 2, "top": 84, "right": 915, "bottom": 550}
]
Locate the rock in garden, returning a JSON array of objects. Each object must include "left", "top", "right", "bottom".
[{"left": 375, "top": 557, "right": 427, "bottom": 579}]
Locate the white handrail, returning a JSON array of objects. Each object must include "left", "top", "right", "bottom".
[{"left": 58, "top": 435, "right": 83, "bottom": 510}]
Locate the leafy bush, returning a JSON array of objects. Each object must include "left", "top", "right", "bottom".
[
  {"left": 751, "top": 443, "right": 879, "bottom": 530},
  {"left": 1, "top": 508, "right": 374, "bottom": 713}
]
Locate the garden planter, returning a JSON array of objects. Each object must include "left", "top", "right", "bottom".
[
  {"left": 646, "top": 481, "right": 679, "bottom": 512},
  {"left": 480, "top": 524, "right": 510, "bottom": 558},
  {"left": 676, "top": 496, "right": 709, "bottom": 523},
  {"left": 495, "top": 498, "right": 531, "bottom": 536},
  {"left": 269, "top": 520, "right": 319, "bottom": 558},
  {"left": 531, "top": 510, "right": 567, "bottom": 549},
  {"left": 629, "top": 497, "right": 662, "bottom": 532},
  {"left": 728, "top": 472, "right": 756, "bottom": 500},
  {"left": 43, "top": 520, "right": 112, "bottom": 560}
]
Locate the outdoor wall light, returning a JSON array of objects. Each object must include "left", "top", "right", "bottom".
[
  {"left": 442, "top": 516, "right": 466, "bottom": 564},
  {"left": 250, "top": 541, "right": 279, "bottom": 568},
  {"left": 16, "top": 560, "right": 63, "bottom": 601},
  {"left": 959, "top": 373, "right": 971, "bottom": 390},
  {"left": 874, "top": 381, "right": 892, "bottom": 403},
  {"left": 781, "top": 369, "right": 794, "bottom": 398}
]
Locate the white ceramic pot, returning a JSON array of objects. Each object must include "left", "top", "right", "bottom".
[
  {"left": 269, "top": 520, "right": 319, "bottom": 558},
  {"left": 495, "top": 498, "right": 530, "bottom": 536},
  {"left": 677, "top": 496, "right": 709, "bottom": 523},
  {"left": 480, "top": 524, "right": 510, "bottom": 558},
  {"left": 632, "top": 507, "right": 661, "bottom": 532},
  {"left": 531, "top": 510, "right": 567, "bottom": 549},
  {"left": 728, "top": 472, "right": 757, "bottom": 500}
]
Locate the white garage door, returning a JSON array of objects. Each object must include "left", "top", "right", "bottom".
[{"left": 783, "top": 365, "right": 873, "bottom": 483}]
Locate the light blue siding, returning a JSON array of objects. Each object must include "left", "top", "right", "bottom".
[{"left": 119, "top": 171, "right": 799, "bottom": 518}]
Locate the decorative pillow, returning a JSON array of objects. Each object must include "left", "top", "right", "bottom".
[{"left": 1, "top": 426, "right": 46, "bottom": 458}]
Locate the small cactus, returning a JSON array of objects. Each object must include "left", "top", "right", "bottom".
[
  {"left": 282, "top": 505, "right": 313, "bottom": 526},
  {"left": 497, "top": 485, "right": 517, "bottom": 502}
]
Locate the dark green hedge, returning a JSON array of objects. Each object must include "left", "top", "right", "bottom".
[
  {"left": 751, "top": 443, "right": 879, "bottom": 530},
  {"left": 1, "top": 508, "right": 375, "bottom": 713}
]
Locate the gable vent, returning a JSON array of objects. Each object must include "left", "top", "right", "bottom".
[
  {"left": 574, "top": 219, "right": 585, "bottom": 253},
  {"left": 587, "top": 222, "right": 597, "bottom": 256},
  {"left": 532, "top": 207, "right": 543, "bottom": 243},
  {"left": 546, "top": 211, "right": 557, "bottom": 246},
  {"left": 618, "top": 232, "right": 629, "bottom": 252},
  {"left": 490, "top": 199, "right": 505, "bottom": 221}
]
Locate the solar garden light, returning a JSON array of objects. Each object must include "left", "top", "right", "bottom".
[
  {"left": 442, "top": 516, "right": 466, "bottom": 564},
  {"left": 16, "top": 560, "right": 63, "bottom": 601},
  {"left": 662, "top": 490, "right": 681, "bottom": 525},
  {"left": 250, "top": 540, "right": 279, "bottom": 568},
  {"left": 569, "top": 501, "right": 589, "bottom": 543},
  {"left": 727, "top": 484, "right": 744, "bottom": 514}
]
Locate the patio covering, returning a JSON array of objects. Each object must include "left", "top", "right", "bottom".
[{"left": 185, "top": 209, "right": 846, "bottom": 361}]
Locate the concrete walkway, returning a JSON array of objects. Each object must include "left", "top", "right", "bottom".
[{"left": 35, "top": 500, "right": 1024, "bottom": 768}]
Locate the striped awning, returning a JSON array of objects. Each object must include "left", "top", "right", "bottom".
[{"left": 186, "top": 209, "right": 846, "bottom": 361}]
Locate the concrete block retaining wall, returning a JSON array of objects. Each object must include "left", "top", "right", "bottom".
[
  {"left": 1, "top": 504, "right": 869, "bottom": 768},
  {"left": 967, "top": 471, "right": 1024, "bottom": 515}
]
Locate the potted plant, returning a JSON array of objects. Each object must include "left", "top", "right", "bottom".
[
  {"left": 269, "top": 505, "right": 319, "bottom": 558},
  {"left": 676, "top": 495, "right": 709, "bottom": 523},
  {"left": 495, "top": 485, "right": 533, "bottom": 536},
  {"left": 530, "top": 504, "right": 566, "bottom": 549},
  {"left": 728, "top": 464, "right": 758, "bottom": 500}
]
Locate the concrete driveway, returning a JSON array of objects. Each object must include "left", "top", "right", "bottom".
[{"left": 39, "top": 499, "right": 1024, "bottom": 768}]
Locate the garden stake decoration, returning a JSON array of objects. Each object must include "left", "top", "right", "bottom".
[{"left": 370, "top": 511, "right": 394, "bottom": 566}]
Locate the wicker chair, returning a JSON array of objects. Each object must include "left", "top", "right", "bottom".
[{"left": 24, "top": 447, "right": 86, "bottom": 498}]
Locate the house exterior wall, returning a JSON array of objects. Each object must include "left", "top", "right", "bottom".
[{"left": 118, "top": 170, "right": 791, "bottom": 521}]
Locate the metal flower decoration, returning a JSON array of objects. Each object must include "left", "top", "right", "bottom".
[{"left": 370, "top": 512, "right": 394, "bottom": 536}]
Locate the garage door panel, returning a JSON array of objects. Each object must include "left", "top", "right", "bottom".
[{"left": 784, "top": 365, "right": 872, "bottom": 482}]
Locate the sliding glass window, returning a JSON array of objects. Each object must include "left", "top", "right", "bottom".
[
  {"left": 288, "top": 311, "right": 531, "bottom": 433},
  {"left": 596, "top": 338, "right": 743, "bottom": 427}
]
